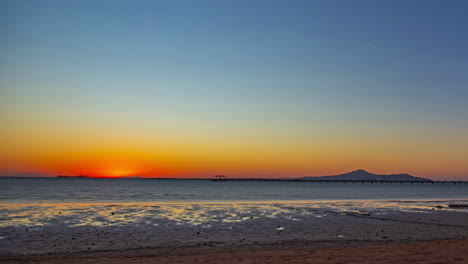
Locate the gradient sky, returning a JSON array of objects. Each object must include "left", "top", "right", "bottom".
[{"left": 1, "top": 0, "right": 468, "bottom": 179}]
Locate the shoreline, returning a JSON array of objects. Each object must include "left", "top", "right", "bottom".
[
  {"left": 2, "top": 207, "right": 468, "bottom": 255},
  {"left": 1, "top": 199, "right": 468, "bottom": 263},
  {"left": 1, "top": 197, "right": 468, "bottom": 205}
]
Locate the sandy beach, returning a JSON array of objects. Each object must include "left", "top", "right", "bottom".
[
  {"left": 1, "top": 238, "right": 467, "bottom": 264},
  {"left": 1, "top": 201, "right": 468, "bottom": 263}
]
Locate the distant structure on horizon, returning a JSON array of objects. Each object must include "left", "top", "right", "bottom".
[
  {"left": 212, "top": 170, "right": 432, "bottom": 182},
  {"left": 299, "top": 169, "right": 431, "bottom": 182},
  {"left": 57, "top": 175, "right": 90, "bottom": 178}
]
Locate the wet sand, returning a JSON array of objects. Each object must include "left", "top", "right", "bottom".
[
  {"left": 1, "top": 239, "right": 467, "bottom": 264},
  {"left": 1, "top": 201, "right": 468, "bottom": 263}
]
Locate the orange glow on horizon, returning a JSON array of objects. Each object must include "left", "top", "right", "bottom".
[{"left": 1, "top": 125, "right": 468, "bottom": 180}]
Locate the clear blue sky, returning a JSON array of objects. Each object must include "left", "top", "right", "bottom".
[{"left": 1, "top": 0, "right": 468, "bottom": 179}]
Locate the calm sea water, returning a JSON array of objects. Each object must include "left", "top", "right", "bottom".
[
  {"left": 1, "top": 177, "right": 468, "bottom": 228},
  {"left": 1, "top": 177, "right": 467, "bottom": 203}
]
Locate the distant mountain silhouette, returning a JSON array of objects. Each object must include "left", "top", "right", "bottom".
[{"left": 299, "top": 169, "right": 431, "bottom": 181}]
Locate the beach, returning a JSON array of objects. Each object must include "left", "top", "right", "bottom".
[
  {"left": 2, "top": 239, "right": 467, "bottom": 264},
  {"left": 1, "top": 200, "right": 468, "bottom": 263},
  {"left": 2, "top": 179, "right": 468, "bottom": 263}
]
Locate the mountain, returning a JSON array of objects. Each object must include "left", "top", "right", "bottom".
[{"left": 299, "top": 169, "right": 431, "bottom": 182}]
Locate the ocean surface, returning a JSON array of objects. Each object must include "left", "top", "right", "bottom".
[
  {"left": 1, "top": 177, "right": 468, "bottom": 203},
  {"left": 1, "top": 177, "right": 468, "bottom": 228}
]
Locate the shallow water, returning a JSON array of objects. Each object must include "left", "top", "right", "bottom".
[
  {"left": 1, "top": 178, "right": 468, "bottom": 228},
  {"left": 1, "top": 199, "right": 468, "bottom": 228}
]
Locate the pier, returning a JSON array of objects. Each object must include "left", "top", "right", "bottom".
[{"left": 212, "top": 177, "right": 468, "bottom": 185}]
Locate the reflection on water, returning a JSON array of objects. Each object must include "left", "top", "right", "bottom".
[{"left": 1, "top": 200, "right": 467, "bottom": 228}]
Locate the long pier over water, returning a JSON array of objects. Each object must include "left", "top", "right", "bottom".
[{"left": 212, "top": 176, "right": 468, "bottom": 185}]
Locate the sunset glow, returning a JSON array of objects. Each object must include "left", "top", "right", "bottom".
[{"left": 1, "top": 0, "right": 468, "bottom": 180}]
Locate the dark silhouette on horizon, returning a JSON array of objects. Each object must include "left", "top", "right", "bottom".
[{"left": 299, "top": 169, "right": 431, "bottom": 182}]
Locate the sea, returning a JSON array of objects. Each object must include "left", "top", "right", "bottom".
[
  {"left": 1, "top": 177, "right": 468, "bottom": 228},
  {"left": 1, "top": 177, "right": 468, "bottom": 203}
]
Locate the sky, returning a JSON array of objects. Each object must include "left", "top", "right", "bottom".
[{"left": 1, "top": 0, "right": 468, "bottom": 179}]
